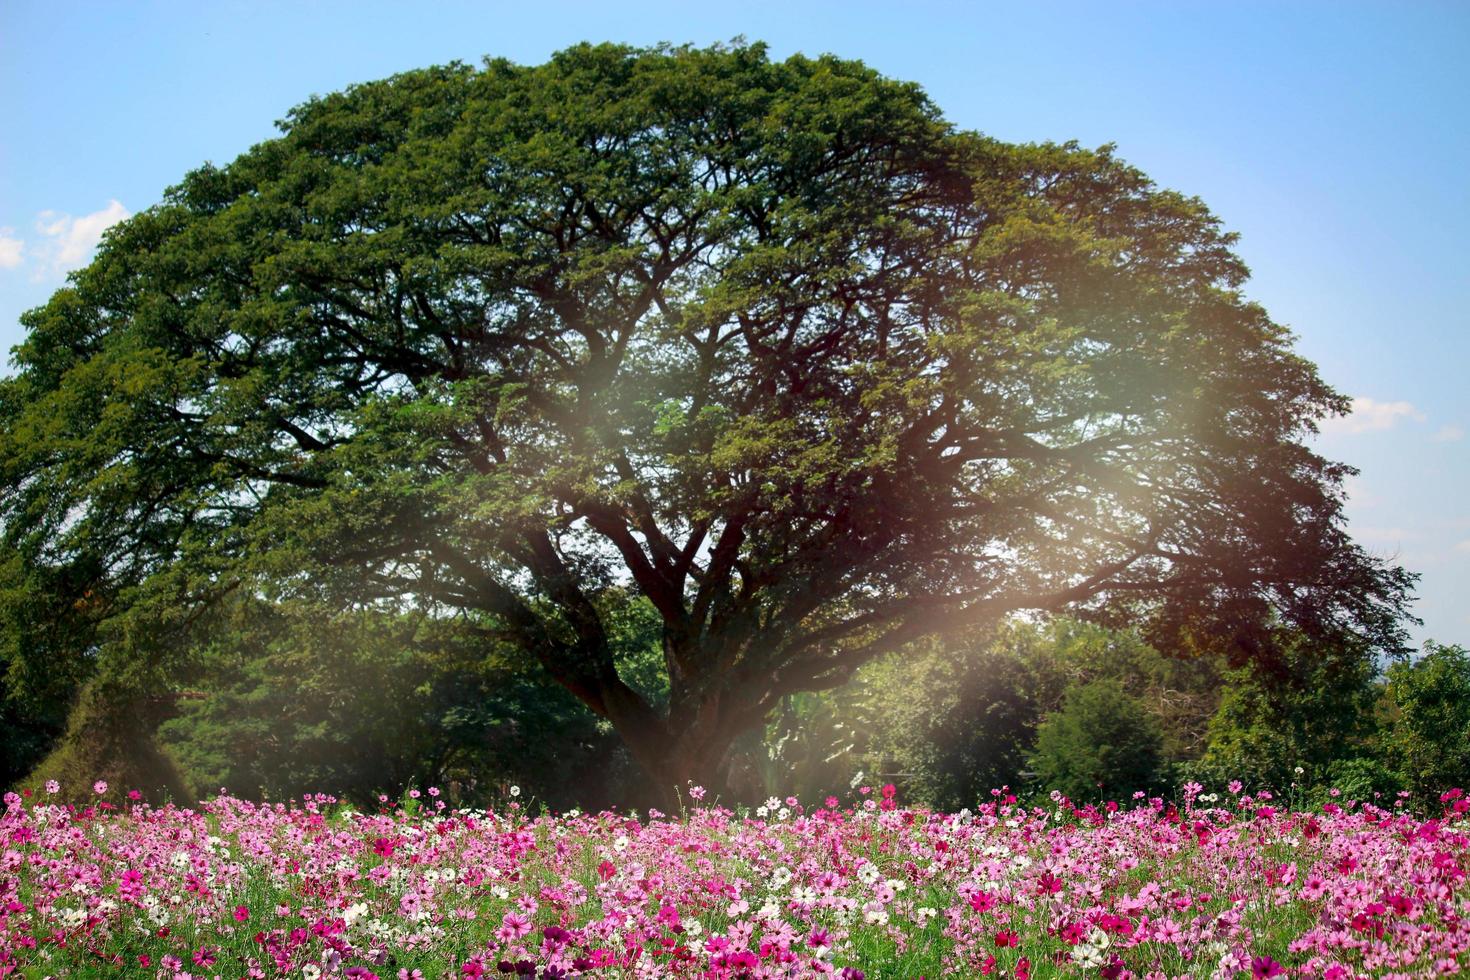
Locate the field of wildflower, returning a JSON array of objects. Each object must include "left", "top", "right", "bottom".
[{"left": 2, "top": 781, "right": 1468, "bottom": 980}]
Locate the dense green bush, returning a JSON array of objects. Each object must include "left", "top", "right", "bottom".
[
  {"left": 26, "top": 680, "right": 193, "bottom": 805},
  {"left": 744, "top": 618, "right": 1223, "bottom": 809},
  {"left": 1320, "top": 756, "right": 1405, "bottom": 801},
  {"left": 840, "top": 634, "right": 1037, "bottom": 810},
  {"left": 1195, "top": 634, "right": 1382, "bottom": 792},
  {"left": 850, "top": 620, "right": 1220, "bottom": 808},
  {"left": 1031, "top": 678, "right": 1165, "bottom": 802},
  {"left": 156, "top": 596, "right": 662, "bottom": 810},
  {"left": 1382, "top": 642, "right": 1470, "bottom": 797}
]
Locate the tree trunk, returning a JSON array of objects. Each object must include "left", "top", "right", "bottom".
[{"left": 605, "top": 696, "right": 745, "bottom": 810}]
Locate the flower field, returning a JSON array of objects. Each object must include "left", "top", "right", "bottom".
[{"left": 3, "top": 784, "right": 1468, "bottom": 979}]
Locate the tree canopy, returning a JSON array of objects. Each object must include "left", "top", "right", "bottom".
[{"left": 0, "top": 41, "right": 1414, "bottom": 791}]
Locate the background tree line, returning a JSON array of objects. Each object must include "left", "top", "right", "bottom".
[{"left": 6, "top": 595, "right": 1464, "bottom": 810}]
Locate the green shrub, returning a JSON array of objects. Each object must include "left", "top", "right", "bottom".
[
  {"left": 154, "top": 596, "right": 658, "bottom": 810},
  {"left": 1031, "top": 678, "right": 1164, "bottom": 802},
  {"left": 1192, "top": 631, "right": 1383, "bottom": 795},
  {"left": 25, "top": 680, "right": 193, "bottom": 805},
  {"left": 1383, "top": 642, "right": 1470, "bottom": 796},
  {"left": 1321, "top": 756, "right": 1404, "bottom": 801}
]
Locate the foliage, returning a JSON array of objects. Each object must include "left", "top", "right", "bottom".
[
  {"left": 851, "top": 635, "right": 1037, "bottom": 811},
  {"left": 0, "top": 555, "right": 107, "bottom": 787},
  {"left": 0, "top": 693, "right": 67, "bottom": 793},
  {"left": 1382, "top": 642, "right": 1470, "bottom": 797},
  {"left": 23, "top": 680, "right": 192, "bottom": 806},
  {"left": 1030, "top": 678, "right": 1165, "bottom": 802},
  {"left": 752, "top": 617, "right": 1221, "bottom": 810},
  {"left": 154, "top": 594, "right": 666, "bottom": 810},
  {"left": 0, "top": 41, "right": 1415, "bottom": 790},
  {"left": 1319, "top": 756, "right": 1404, "bottom": 801},
  {"left": 1194, "top": 632, "right": 1382, "bottom": 791}
]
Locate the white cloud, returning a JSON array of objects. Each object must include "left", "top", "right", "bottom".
[
  {"left": 0, "top": 228, "right": 22, "bottom": 269},
  {"left": 1320, "top": 396, "right": 1426, "bottom": 435},
  {"left": 1431, "top": 424, "right": 1464, "bottom": 443},
  {"left": 1456, "top": 540, "right": 1470, "bottom": 554},
  {"left": 32, "top": 199, "right": 129, "bottom": 276}
]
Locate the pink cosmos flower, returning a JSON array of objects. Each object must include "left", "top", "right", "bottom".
[
  {"left": 497, "top": 911, "right": 532, "bottom": 941},
  {"left": 1252, "top": 956, "right": 1285, "bottom": 978},
  {"left": 93, "top": 780, "right": 108, "bottom": 794}
]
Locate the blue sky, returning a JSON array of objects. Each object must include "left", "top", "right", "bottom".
[{"left": 2, "top": 1, "right": 1466, "bottom": 647}]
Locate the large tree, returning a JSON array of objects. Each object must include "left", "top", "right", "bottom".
[{"left": 0, "top": 41, "right": 1413, "bottom": 795}]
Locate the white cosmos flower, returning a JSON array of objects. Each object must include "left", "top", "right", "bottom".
[{"left": 1071, "top": 945, "right": 1106, "bottom": 968}]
